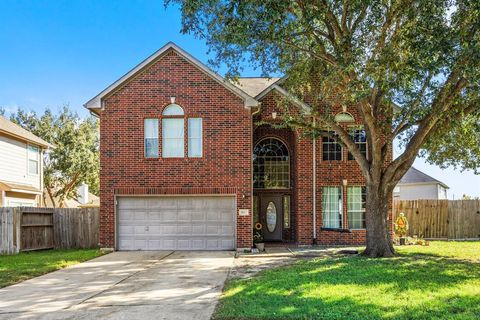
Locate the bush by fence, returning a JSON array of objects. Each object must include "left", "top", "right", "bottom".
[
  {"left": 393, "top": 200, "right": 480, "bottom": 240},
  {"left": 0, "top": 207, "right": 99, "bottom": 254}
]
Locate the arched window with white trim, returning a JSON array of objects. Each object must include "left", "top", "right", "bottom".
[
  {"left": 162, "top": 104, "right": 184, "bottom": 157},
  {"left": 253, "top": 138, "right": 290, "bottom": 189}
]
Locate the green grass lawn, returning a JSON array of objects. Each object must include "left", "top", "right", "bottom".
[
  {"left": 215, "top": 242, "right": 480, "bottom": 320},
  {"left": 0, "top": 249, "right": 104, "bottom": 288}
]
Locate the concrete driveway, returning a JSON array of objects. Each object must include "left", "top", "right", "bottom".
[{"left": 0, "top": 251, "right": 234, "bottom": 320}]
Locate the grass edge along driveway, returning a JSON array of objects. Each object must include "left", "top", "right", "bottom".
[
  {"left": 214, "top": 242, "right": 480, "bottom": 320},
  {"left": 0, "top": 249, "right": 104, "bottom": 288}
]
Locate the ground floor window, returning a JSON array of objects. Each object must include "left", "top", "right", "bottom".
[
  {"left": 322, "top": 187, "right": 342, "bottom": 228},
  {"left": 253, "top": 195, "right": 259, "bottom": 224},
  {"left": 347, "top": 186, "right": 366, "bottom": 229}
]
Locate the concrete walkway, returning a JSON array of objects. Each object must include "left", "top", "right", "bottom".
[{"left": 0, "top": 251, "right": 234, "bottom": 320}]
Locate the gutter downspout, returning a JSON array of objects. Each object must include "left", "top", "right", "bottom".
[
  {"left": 312, "top": 118, "right": 317, "bottom": 245},
  {"left": 250, "top": 103, "right": 261, "bottom": 250}
]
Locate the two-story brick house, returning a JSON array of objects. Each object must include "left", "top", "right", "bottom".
[{"left": 85, "top": 42, "right": 388, "bottom": 251}]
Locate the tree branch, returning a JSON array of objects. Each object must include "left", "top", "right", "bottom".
[{"left": 384, "top": 73, "right": 468, "bottom": 184}]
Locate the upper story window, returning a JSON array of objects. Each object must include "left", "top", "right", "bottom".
[
  {"left": 144, "top": 119, "right": 159, "bottom": 158},
  {"left": 348, "top": 129, "right": 367, "bottom": 160},
  {"left": 162, "top": 103, "right": 184, "bottom": 116},
  {"left": 253, "top": 138, "right": 290, "bottom": 189},
  {"left": 143, "top": 104, "right": 203, "bottom": 159},
  {"left": 162, "top": 104, "right": 185, "bottom": 158},
  {"left": 322, "top": 132, "right": 342, "bottom": 161},
  {"left": 27, "top": 145, "right": 39, "bottom": 175},
  {"left": 188, "top": 118, "right": 202, "bottom": 157}
]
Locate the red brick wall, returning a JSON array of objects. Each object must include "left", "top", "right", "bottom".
[
  {"left": 255, "top": 90, "right": 393, "bottom": 246},
  {"left": 99, "top": 49, "right": 252, "bottom": 249}
]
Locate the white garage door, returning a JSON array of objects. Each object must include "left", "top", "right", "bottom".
[{"left": 117, "top": 196, "right": 236, "bottom": 250}]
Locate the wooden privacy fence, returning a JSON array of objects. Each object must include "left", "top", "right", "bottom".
[
  {"left": 393, "top": 200, "right": 480, "bottom": 240},
  {"left": 0, "top": 207, "right": 99, "bottom": 254}
]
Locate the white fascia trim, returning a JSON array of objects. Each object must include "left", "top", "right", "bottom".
[
  {"left": 84, "top": 42, "right": 258, "bottom": 111},
  {"left": 255, "top": 84, "right": 311, "bottom": 114},
  {"left": 10, "top": 188, "right": 43, "bottom": 195},
  {"left": 397, "top": 182, "right": 450, "bottom": 189}
]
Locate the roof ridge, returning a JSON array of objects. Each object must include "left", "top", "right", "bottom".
[{"left": 84, "top": 42, "right": 258, "bottom": 112}]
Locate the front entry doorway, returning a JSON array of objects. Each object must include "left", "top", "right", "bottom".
[
  {"left": 260, "top": 194, "right": 283, "bottom": 241},
  {"left": 253, "top": 136, "right": 292, "bottom": 243}
]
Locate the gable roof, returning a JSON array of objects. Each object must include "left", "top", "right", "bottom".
[
  {"left": 84, "top": 42, "right": 258, "bottom": 113},
  {"left": 233, "top": 77, "right": 311, "bottom": 113},
  {"left": 235, "top": 77, "right": 281, "bottom": 97},
  {"left": 255, "top": 84, "right": 311, "bottom": 112},
  {"left": 0, "top": 115, "right": 52, "bottom": 148},
  {"left": 399, "top": 167, "right": 449, "bottom": 189},
  {"left": 44, "top": 190, "right": 99, "bottom": 208}
]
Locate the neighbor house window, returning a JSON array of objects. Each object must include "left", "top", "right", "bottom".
[
  {"left": 348, "top": 186, "right": 366, "bottom": 229},
  {"left": 322, "top": 187, "right": 342, "bottom": 228},
  {"left": 322, "top": 133, "right": 342, "bottom": 161},
  {"left": 188, "top": 118, "right": 202, "bottom": 157},
  {"left": 348, "top": 129, "right": 367, "bottom": 160},
  {"left": 144, "top": 119, "right": 159, "bottom": 158},
  {"left": 162, "top": 104, "right": 184, "bottom": 158},
  {"left": 283, "top": 195, "right": 291, "bottom": 228},
  {"left": 27, "top": 145, "right": 39, "bottom": 174}
]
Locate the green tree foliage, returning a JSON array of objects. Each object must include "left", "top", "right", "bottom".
[
  {"left": 170, "top": 0, "right": 480, "bottom": 257},
  {"left": 423, "top": 110, "right": 480, "bottom": 173},
  {"left": 10, "top": 107, "right": 99, "bottom": 207}
]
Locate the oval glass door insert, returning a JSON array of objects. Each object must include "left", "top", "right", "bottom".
[{"left": 266, "top": 202, "right": 277, "bottom": 232}]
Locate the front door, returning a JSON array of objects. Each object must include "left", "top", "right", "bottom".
[{"left": 261, "top": 195, "right": 283, "bottom": 241}]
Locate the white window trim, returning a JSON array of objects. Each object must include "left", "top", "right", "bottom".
[
  {"left": 27, "top": 144, "right": 40, "bottom": 176},
  {"left": 322, "top": 186, "right": 343, "bottom": 229},
  {"left": 347, "top": 185, "right": 367, "bottom": 230},
  {"left": 321, "top": 133, "right": 343, "bottom": 162},
  {"left": 162, "top": 118, "right": 185, "bottom": 158},
  {"left": 144, "top": 119, "right": 159, "bottom": 158},
  {"left": 188, "top": 118, "right": 203, "bottom": 158},
  {"left": 347, "top": 126, "right": 368, "bottom": 161}
]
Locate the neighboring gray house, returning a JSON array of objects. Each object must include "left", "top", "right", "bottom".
[
  {"left": 0, "top": 115, "right": 52, "bottom": 207},
  {"left": 394, "top": 167, "right": 449, "bottom": 200}
]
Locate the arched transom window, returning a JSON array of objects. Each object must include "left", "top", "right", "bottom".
[
  {"left": 253, "top": 138, "right": 290, "bottom": 189},
  {"left": 162, "top": 104, "right": 185, "bottom": 157}
]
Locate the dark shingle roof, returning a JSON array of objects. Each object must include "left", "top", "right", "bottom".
[{"left": 399, "top": 167, "right": 449, "bottom": 189}]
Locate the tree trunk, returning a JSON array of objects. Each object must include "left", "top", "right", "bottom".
[{"left": 363, "top": 182, "right": 395, "bottom": 257}]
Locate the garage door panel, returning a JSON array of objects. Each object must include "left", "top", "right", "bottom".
[
  {"left": 206, "top": 211, "right": 219, "bottom": 221},
  {"left": 118, "top": 198, "right": 145, "bottom": 209},
  {"left": 221, "top": 239, "right": 234, "bottom": 249},
  {"left": 191, "top": 211, "right": 206, "bottom": 221},
  {"left": 192, "top": 224, "right": 205, "bottom": 234},
  {"left": 177, "top": 210, "right": 191, "bottom": 221},
  {"left": 221, "top": 225, "right": 235, "bottom": 235},
  {"left": 119, "top": 225, "right": 134, "bottom": 235},
  {"left": 162, "top": 210, "right": 178, "bottom": 221},
  {"left": 148, "top": 212, "right": 162, "bottom": 221},
  {"left": 118, "top": 196, "right": 236, "bottom": 250},
  {"left": 148, "top": 198, "right": 175, "bottom": 209},
  {"left": 118, "top": 239, "right": 133, "bottom": 250}
]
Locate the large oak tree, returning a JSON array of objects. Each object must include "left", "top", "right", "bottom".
[{"left": 168, "top": 0, "right": 480, "bottom": 256}]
